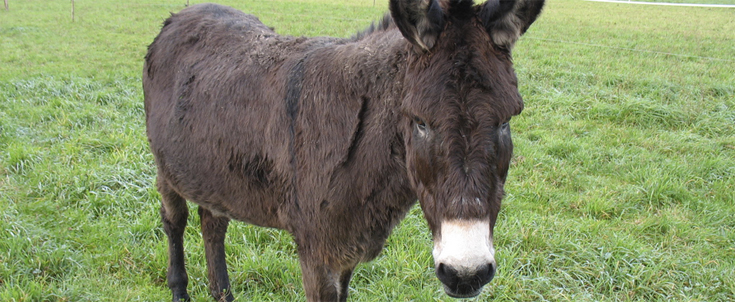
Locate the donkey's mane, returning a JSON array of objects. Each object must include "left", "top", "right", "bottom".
[{"left": 351, "top": 13, "right": 395, "bottom": 41}]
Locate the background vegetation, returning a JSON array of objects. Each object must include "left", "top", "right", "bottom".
[{"left": 1, "top": 0, "right": 733, "bottom": 301}]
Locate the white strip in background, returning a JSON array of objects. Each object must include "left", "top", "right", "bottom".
[{"left": 586, "top": 0, "right": 735, "bottom": 7}]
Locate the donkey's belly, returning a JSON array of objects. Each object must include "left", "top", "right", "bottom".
[{"left": 161, "top": 156, "right": 288, "bottom": 229}]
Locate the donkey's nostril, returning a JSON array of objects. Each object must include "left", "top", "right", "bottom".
[
  {"left": 436, "top": 263, "right": 460, "bottom": 288},
  {"left": 476, "top": 262, "right": 496, "bottom": 285}
]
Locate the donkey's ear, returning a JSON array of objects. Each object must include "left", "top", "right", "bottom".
[
  {"left": 390, "top": 0, "right": 445, "bottom": 52},
  {"left": 479, "top": 0, "right": 544, "bottom": 50}
]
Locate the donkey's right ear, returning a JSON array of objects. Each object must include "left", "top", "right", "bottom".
[
  {"left": 390, "top": 0, "right": 445, "bottom": 52},
  {"left": 479, "top": 0, "right": 545, "bottom": 50}
]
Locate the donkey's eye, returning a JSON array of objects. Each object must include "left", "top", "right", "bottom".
[{"left": 413, "top": 117, "right": 427, "bottom": 131}]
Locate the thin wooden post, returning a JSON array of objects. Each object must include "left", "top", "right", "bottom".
[
  {"left": 186, "top": 0, "right": 189, "bottom": 7},
  {"left": 4, "top": 0, "right": 8, "bottom": 11},
  {"left": 71, "top": 0, "right": 75, "bottom": 21}
]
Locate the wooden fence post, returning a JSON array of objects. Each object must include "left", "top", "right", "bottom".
[
  {"left": 186, "top": 0, "right": 189, "bottom": 7},
  {"left": 71, "top": 0, "right": 74, "bottom": 21},
  {"left": 4, "top": 0, "right": 8, "bottom": 11}
]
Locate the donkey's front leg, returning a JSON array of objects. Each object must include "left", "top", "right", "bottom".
[
  {"left": 199, "top": 207, "right": 233, "bottom": 302},
  {"left": 337, "top": 269, "right": 354, "bottom": 302},
  {"left": 298, "top": 254, "right": 355, "bottom": 302}
]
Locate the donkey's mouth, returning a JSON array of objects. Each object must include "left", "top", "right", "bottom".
[{"left": 443, "top": 285, "right": 483, "bottom": 299}]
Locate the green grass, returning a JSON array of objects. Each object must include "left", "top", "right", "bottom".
[{"left": 1, "top": 0, "right": 734, "bottom": 301}]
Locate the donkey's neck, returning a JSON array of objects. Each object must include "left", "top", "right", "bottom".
[{"left": 318, "top": 28, "right": 419, "bottom": 255}]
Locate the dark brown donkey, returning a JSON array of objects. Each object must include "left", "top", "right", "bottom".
[{"left": 143, "top": 0, "right": 543, "bottom": 301}]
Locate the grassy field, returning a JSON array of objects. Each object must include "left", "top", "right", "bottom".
[{"left": 1, "top": 0, "right": 734, "bottom": 301}]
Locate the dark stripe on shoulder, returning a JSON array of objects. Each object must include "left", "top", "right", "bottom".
[
  {"left": 285, "top": 56, "right": 307, "bottom": 212},
  {"left": 285, "top": 57, "right": 306, "bottom": 121}
]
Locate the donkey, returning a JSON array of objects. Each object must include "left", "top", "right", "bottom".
[{"left": 143, "top": 0, "right": 544, "bottom": 301}]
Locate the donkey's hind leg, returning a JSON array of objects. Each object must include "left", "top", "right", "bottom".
[
  {"left": 158, "top": 177, "right": 190, "bottom": 302},
  {"left": 199, "top": 206, "right": 233, "bottom": 302}
]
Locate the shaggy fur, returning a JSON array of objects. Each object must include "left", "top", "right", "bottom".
[{"left": 143, "top": 0, "right": 543, "bottom": 301}]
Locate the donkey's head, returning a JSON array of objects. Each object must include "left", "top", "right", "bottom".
[{"left": 392, "top": 0, "right": 543, "bottom": 298}]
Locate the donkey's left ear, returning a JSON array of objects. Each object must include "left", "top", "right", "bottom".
[
  {"left": 390, "top": 0, "right": 445, "bottom": 52},
  {"left": 479, "top": 0, "right": 545, "bottom": 50}
]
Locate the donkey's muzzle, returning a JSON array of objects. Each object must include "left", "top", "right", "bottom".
[{"left": 436, "top": 262, "right": 495, "bottom": 298}]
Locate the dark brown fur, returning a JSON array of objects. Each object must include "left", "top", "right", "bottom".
[{"left": 143, "top": 1, "right": 543, "bottom": 301}]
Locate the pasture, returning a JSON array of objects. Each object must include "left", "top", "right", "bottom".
[{"left": 1, "top": 0, "right": 733, "bottom": 300}]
